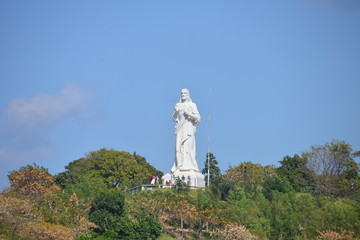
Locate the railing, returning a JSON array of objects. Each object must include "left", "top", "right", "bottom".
[{"left": 131, "top": 184, "right": 205, "bottom": 194}]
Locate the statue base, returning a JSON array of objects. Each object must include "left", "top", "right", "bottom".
[{"left": 162, "top": 170, "right": 205, "bottom": 188}]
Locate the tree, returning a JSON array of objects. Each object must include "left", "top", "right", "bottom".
[
  {"left": 215, "top": 223, "right": 258, "bottom": 240},
  {"left": 133, "top": 152, "right": 163, "bottom": 184},
  {"left": 0, "top": 194, "right": 34, "bottom": 238},
  {"left": 316, "top": 229, "right": 357, "bottom": 240},
  {"left": 3, "top": 165, "right": 95, "bottom": 239},
  {"left": 89, "top": 189, "right": 161, "bottom": 240},
  {"left": 62, "top": 149, "right": 160, "bottom": 188},
  {"left": 277, "top": 154, "right": 315, "bottom": 193},
  {"left": 8, "top": 164, "right": 60, "bottom": 198},
  {"left": 303, "top": 139, "right": 359, "bottom": 198},
  {"left": 61, "top": 178, "right": 108, "bottom": 207},
  {"left": 262, "top": 175, "right": 294, "bottom": 201},
  {"left": 202, "top": 152, "right": 221, "bottom": 186},
  {"left": 89, "top": 190, "right": 126, "bottom": 232},
  {"left": 224, "top": 162, "right": 276, "bottom": 187},
  {"left": 172, "top": 176, "right": 191, "bottom": 193},
  {"left": 209, "top": 175, "right": 236, "bottom": 200}
]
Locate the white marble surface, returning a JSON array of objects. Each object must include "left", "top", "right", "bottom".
[
  {"left": 165, "top": 89, "right": 205, "bottom": 187},
  {"left": 171, "top": 89, "right": 201, "bottom": 173}
]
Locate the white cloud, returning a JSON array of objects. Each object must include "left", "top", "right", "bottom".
[
  {"left": 0, "top": 84, "right": 89, "bottom": 166},
  {"left": 5, "top": 84, "right": 88, "bottom": 129}
]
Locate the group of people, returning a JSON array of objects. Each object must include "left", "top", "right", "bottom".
[
  {"left": 164, "top": 180, "right": 173, "bottom": 185},
  {"left": 151, "top": 175, "right": 187, "bottom": 186},
  {"left": 150, "top": 176, "right": 158, "bottom": 185},
  {"left": 150, "top": 176, "right": 173, "bottom": 186}
]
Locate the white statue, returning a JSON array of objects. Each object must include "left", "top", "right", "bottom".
[
  {"left": 171, "top": 89, "right": 201, "bottom": 172},
  {"left": 162, "top": 89, "right": 205, "bottom": 188}
]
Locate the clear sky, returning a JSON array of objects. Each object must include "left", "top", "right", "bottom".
[{"left": 1, "top": 0, "right": 360, "bottom": 190}]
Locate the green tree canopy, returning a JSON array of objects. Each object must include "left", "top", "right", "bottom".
[
  {"left": 224, "top": 162, "right": 276, "bottom": 187},
  {"left": 62, "top": 148, "right": 162, "bottom": 188},
  {"left": 302, "top": 139, "right": 359, "bottom": 198},
  {"left": 277, "top": 154, "right": 315, "bottom": 193},
  {"left": 202, "top": 152, "right": 221, "bottom": 186},
  {"left": 89, "top": 190, "right": 127, "bottom": 233},
  {"left": 89, "top": 190, "right": 161, "bottom": 240}
]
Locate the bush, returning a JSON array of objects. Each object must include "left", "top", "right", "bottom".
[
  {"left": 89, "top": 190, "right": 126, "bottom": 233},
  {"left": 214, "top": 223, "right": 258, "bottom": 240},
  {"left": 88, "top": 189, "right": 161, "bottom": 239},
  {"left": 316, "top": 230, "right": 357, "bottom": 240}
]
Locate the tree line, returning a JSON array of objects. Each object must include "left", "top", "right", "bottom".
[{"left": 0, "top": 139, "right": 359, "bottom": 239}]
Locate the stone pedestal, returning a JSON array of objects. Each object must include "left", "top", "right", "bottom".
[{"left": 162, "top": 170, "right": 205, "bottom": 188}]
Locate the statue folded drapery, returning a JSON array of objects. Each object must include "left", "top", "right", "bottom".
[{"left": 171, "top": 89, "right": 200, "bottom": 173}]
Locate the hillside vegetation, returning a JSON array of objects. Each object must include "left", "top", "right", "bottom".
[{"left": 0, "top": 139, "right": 359, "bottom": 239}]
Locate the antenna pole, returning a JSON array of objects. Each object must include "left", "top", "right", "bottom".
[{"left": 207, "top": 88, "right": 211, "bottom": 187}]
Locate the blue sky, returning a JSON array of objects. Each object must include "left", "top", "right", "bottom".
[{"left": 1, "top": 0, "right": 360, "bottom": 189}]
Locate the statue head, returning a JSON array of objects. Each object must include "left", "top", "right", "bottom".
[{"left": 180, "top": 89, "right": 192, "bottom": 102}]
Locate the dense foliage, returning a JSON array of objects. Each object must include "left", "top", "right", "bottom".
[
  {"left": 1, "top": 141, "right": 359, "bottom": 239},
  {"left": 1, "top": 165, "right": 95, "bottom": 240},
  {"left": 56, "top": 149, "right": 163, "bottom": 189},
  {"left": 202, "top": 153, "right": 221, "bottom": 186},
  {"left": 303, "top": 139, "right": 360, "bottom": 199},
  {"left": 84, "top": 190, "right": 161, "bottom": 240}
]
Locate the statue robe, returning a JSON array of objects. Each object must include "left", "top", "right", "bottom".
[{"left": 171, "top": 101, "right": 200, "bottom": 172}]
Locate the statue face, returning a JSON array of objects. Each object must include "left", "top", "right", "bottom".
[{"left": 181, "top": 89, "right": 189, "bottom": 101}]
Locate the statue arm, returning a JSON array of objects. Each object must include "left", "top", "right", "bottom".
[
  {"left": 185, "top": 103, "right": 200, "bottom": 124},
  {"left": 172, "top": 104, "right": 179, "bottom": 122},
  {"left": 172, "top": 111, "right": 178, "bottom": 122}
]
